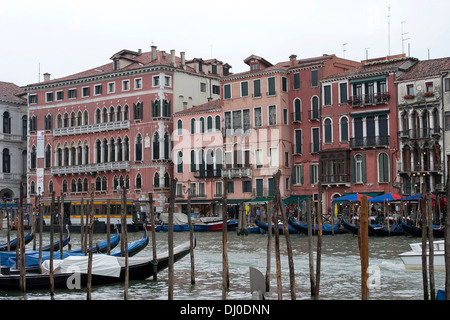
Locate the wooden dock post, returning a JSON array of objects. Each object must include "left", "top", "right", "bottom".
[
  {"left": 80, "top": 198, "right": 85, "bottom": 254},
  {"left": 186, "top": 181, "right": 195, "bottom": 285},
  {"left": 274, "top": 171, "right": 296, "bottom": 300},
  {"left": 121, "top": 187, "right": 129, "bottom": 300},
  {"left": 427, "top": 194, "right": 435, "bottom": 300},
  {"left": 222, "top": 177, "right": 229, "bottom": 299},
  {"left": 59, "top": 193, "right": 64, "bottom": 259},
  {"left": 314, "top": 180, "right": 323, "bottom": 300},
  {"left": 49, "top": 192, "right": 55, "bottom": 296},
  {"left": 168, "top": 178, "right": 177, "bottom": 300},
  {"left": 445, "top": 173, "right": 450, "bottom": 299},
  {"left": 18, "top": 182, "right": 25, "bottom": 292},
  {"left": 421, "top": 187, "right": 429, "bottom": 300},
  {"left": 38, "top": 194, "right": 43, "bottom": 272},
  {"left": 360, "top": 195, "right": 369, "bottom": 300},
  {"left": 149, "top": 193, "right": 157, "bottom": 280},
  {"left": 106, "top": 199, "right": 111, "bottom": 255},
  {"left": 87, "top": 184, "right": 95, "bottom": 300},
  {"left": 265, "top": 201, "right": 271, "bottom": 293},
  {"left": 307, "top": 197, "right": 315, "bottom": 297},
  {"left": 273, "top": 199, "right": 282, "bottom": 300}
]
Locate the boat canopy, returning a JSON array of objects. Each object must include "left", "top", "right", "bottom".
[{"left": 41, "top": 255, "right": 121, "bottom": 278}]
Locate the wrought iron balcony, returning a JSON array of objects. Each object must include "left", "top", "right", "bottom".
[
  {"left": 350, "top": 136, "right": 389, "bottom": 148},
  {"left": 194, "top": 169, "right": 222, "bottom": 179},
  {"left": 347, "top": 93, "right": 390, "bottom": 107}
]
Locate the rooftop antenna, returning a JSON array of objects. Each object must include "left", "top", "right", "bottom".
[
  {"left": 387, "top": 5, "right": 391, "bottom": 56},
  {"left": 365, "top": 48, "right": 370, "bottom": 61},
  {"left": 343, "top": 43, "right": 348, "bottom": 58},
  {"left": 401, "top": 21, "right": 410, "bottom": 55}
]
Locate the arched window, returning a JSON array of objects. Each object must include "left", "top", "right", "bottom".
[
  {"left": 71, "top": 179, "right": 77, "bottom": 193},
  {"left": 124, "top": 136, "right": 130, "bottom": 161},
  {"left": 95, "top": 109, "right": 101, "bottom": 124},
  {"left": 135, "top": 134, "right": 142, "bottom": 161},
  {"left": 57, "top": 114, "right": 62, "bottom": 128},
  {"left": 3, "top": 112, "right": 11, "bottom": 134},
  {"left": 324, "top": 118, "right": 332, "bottom": 143},
  {"left": 136, "top": 173, "right": 142, "bottom": 189},
  {"left": 117, "top": 137, "right": 123, "bottom": 161},
  {"left": 102, "top": 107, "right": 108, "bottom": 123},
  {"left": 177, "top": 119, "right": 183, "bottom": 136},
  {"left": 109, "top": 106, "right": 115, "bottom": 122},
  {"left": 83, "top": 110, "right": 89, "bottom": 125},
  {"left": 215, "top": 115, "right": 221, "bottom": 131},
  {"left": 95, "top": 139, "right": 101, "bottom": 163},
  {"left": 96, "top": 177, "right": 102, "bottom": 191},
  {"left": 190, "top": 118, "right": 196, "bottom": 134},
  {"left": 110, "top": 137, "right": 115, "bottom": 162},
  {"left": 207, "top": 116, "right": 213, "bottom": 132},
  {"left": 177, "top": 151, "right": 183, "bottom": 173},
  {"left": 311, "top": 96, "right": 319, "bottom": 119},
  {"left": 199, "top": 117, "right": 205, "bottom": 134},
  {"left": 293, "top": 98, "right": 301, "bottom": 122},
  {"left": 62, "top": 179, "right": 68, "bottom": 193},
  {"left": 102, "top": 176, "right": 107, "bottom": 191},
  {"left": 77, "top": 178, "right": 82, "bottom": 192},
  {"left": 378, "top": 152, "right": 389, "bottom": 183},
  {"left": 164, "top": 172, "right": 170, "bottom": 188},
  {"left": 190, "top": 150, "right": 196, "bottom": 172},
  {"left": 77, "top": 111, "right": 82, "bottom": 126},
  {"left": 45, "top": 145, "right": 51, "bottom": 168},
  {"left": 2, "top": 148, "right": 10, "bottom": 173},
  {"left": 340, "top": 117, "right": 349, "bottom": 142},
  {"left": 154, "top": 172, "right": 160, "bottom": 188},
  {"left": 153, "top": 132, "right": 160, "bottom": 160},
  {"left": 31, "top": 146, "right": 36, "bottom": 169},
  {"left": 164, "top": 133, "right": 170, "bottom": 160},
  {"left": 102, "top": 138, "right": 108, "bottom": 163}
]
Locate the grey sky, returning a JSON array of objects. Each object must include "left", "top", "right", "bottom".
[{"left": 2, "top": 0, "right": 449, "bottom": 86}]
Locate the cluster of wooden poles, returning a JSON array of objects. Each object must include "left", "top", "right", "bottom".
[{"left": 5, "top": 183, "right": 134, "bottom": 299}]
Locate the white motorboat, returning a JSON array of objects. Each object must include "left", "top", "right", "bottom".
[{"left": 399, "top": 240, "right": 445, "bottom": 272}]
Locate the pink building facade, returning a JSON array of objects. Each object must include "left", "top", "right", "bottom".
[
  {"left": 320, "top": 54, "right": 418, "bottom": 204},
  {"left": 25, "top": 47, "right": 229, "bottom": 221}
]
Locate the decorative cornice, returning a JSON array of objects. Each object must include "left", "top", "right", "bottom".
[{"left": 24, "top": 65, "right": 176, "bottom": 92}]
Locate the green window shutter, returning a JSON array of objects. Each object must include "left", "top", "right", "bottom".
[
  {"left": 133, "top": 103, "right": 137, "bottom": 120},
  {"left": 351, "top": 157, "right": 356, "bottom": 184},
  {"left": 253, "top": 79, "right": 261, "bottom": 97},
  {"left": 362, "top": 155, "right": 367, "bottom": 183},
  {"left": 224, "top": 84, "right": 231, "bottom": 99},
  {"left": 300, "top": 164, "right": 304, "bottom": 185},
  {"left": 294, "top": 73, "right": 300, "bottom": 89},
  {"left": 311, "top": 70, "right": 318, "bottom": 87},
  {"left": 292, "top": 166, "right": 297, "bottom": 185}
]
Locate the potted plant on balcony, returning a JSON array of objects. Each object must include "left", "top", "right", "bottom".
[
  {"left": 423, "top": 91, "right": 434, "bottom": 98},
  {"left": 403, "top": 94, "right": 415, "bottom": 100}
]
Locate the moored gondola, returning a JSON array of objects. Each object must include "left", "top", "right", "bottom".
[
  {"left": 0, "top": 236, "right": 193, "bottom": 290},
  {"left": 255, "top": 220, "right": 298, "bottom": 234},
  {"left": 399, "top": 222, "right": 445, "bottom": 238},
  {"left": 289, "top": 219, "right": 348, "bottom": 235},
  {"left": 0, "top": 230, "right": 33, "bottom": 251}
]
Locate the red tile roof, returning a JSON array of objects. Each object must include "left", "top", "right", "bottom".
[
  {"left": 0, "top": 81, "right": 26, "bottom": 104},
  {"left": 28, "top": 49, "right": 222, "bottom": 86},
  {"left": 395, "top": 57, "right": 450, "bottom": 81},
  {"left": 174, "top": 99, "right": 221, "bottom": 116}
]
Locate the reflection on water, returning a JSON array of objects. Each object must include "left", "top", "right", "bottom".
[{"left": 0, "top": 229, "right": 444, "bottom": 300}]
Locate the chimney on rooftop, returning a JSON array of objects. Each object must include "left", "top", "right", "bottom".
[
  {"left": 289, "top": 54, "right": 297, "bottom": 68},
  {"left": 151, "top": 45, "right": 157, "bottom": 61},
  {"left": 180, "top": 52, "right": 186, "bottom": 70},
  {"left": 171, "top": 50, "right": 176, "bottom": 67},
  {"left": 43, "top": 73, "right": 51, "bottom": 82}
]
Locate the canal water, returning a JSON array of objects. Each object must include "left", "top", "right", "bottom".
[{"left": 0, "top": 229, "right": 444, "bottom": 300}]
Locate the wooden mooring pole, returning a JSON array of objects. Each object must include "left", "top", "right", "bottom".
[
  {"left": 149, "top": 193, "right": 157, "bottom": 280},
  {"left": 59, "top": 193, "right": 64, "bottom": 259},
  {"left": 265, "top": 201, "right": 272, "bottom": 293},
  {"left": 18, "top": 183, "right": 25, "bottom": 292},
  {"left": 122, "top": 187, "right": 129, "bottom": 300},
  {"left": 445, "top": 173, "right": 450, "bottom": 299},
  {"left": 87, "top": 184, "right": 95, "bottom": 300},
  {"left": 360, "top": 195, "right": 369, "bottom": 300},
  {"left": 222, "top": 177, "right": 229, "bottom": 299},
  {"left": 107, "top": 199, "right": 111, "bottom": 255},
  {"left": 313, "top": 179, "right": 323, "bottom": 300},
  {"left": 49, "top": 192, "right": 55, "bottom": 296},
  {"left": 421, "top": 187, "right": 429, "bottom": 300},
  {"left": 168, "top": 178, "right": 177, "bottom": 300},
  {"left": 307, "top": 197, "right": 316, "bottom": 297},
  {"left": 274, "top": 171, "right": 296, "bottom": 300},
  {"left": 186, "top": 182, "right": 195, "bottom": 285}
]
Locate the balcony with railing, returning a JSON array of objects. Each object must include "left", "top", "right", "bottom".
[
  {"left": 399, "top": 128, "right": 442, "bottom": 140},
  {"left": 347, "top": 93, "right": 390, "bottom": 107},
  {"left": 51, "top": 161, "right": 130, "bottom": 175},
  {"left": 53, "top": 120, "right": 130, "bottom": 137},
  {"left": 221, "top": 167, "right": 252, "bottom": 179},
  {"left": 194, "top": 169, "right": 222, "bottom": 179},
  {"left": 350, "top": 136, "right": 389, "bottom": 148}
]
